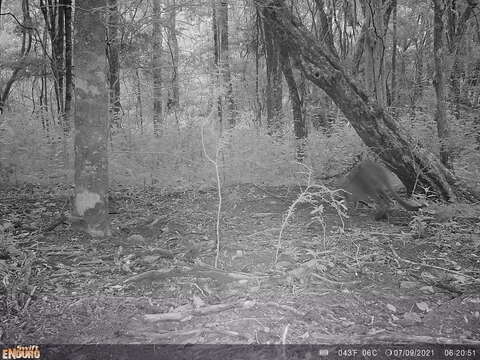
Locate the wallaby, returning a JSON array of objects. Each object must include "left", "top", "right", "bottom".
[{"left": 340, "top": 160, "right": 424, "bottom": 220}]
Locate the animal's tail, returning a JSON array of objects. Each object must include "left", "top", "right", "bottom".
[{"left": 389, "top": 190, "right": 426, "bottom": 211}]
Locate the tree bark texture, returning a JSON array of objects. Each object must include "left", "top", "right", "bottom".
[
  {"left": 73, "top": 0, "right": 111, "bottom": 237},
  {"left": 256, "top": 0, "right": 459, "bottom": 202},
  {"left": 361, "top": 0, "right": 387, "bottom": 106}
]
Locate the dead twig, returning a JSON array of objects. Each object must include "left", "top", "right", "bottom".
[{"left": 201, "top": 121, "right": 225, "bottom": 269}]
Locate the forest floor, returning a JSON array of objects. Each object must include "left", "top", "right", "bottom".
[{"left": 1, "top": 183, "right": 480, "bottom": 346}]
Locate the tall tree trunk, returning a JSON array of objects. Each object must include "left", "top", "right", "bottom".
[
  {"left": 166, "top": 0, "right": 179, "bottom": 111},
  {"left": 361, "top": 0, "right": 387, "bottom": 106},
  {"left": 255, "top": 0, "right": 462, "bottom": 202},
  {"left": 63, "top": 0, "right": 73, "bottom": 133},
  {"left": 262, "top": 17, "right": 283, "bottom": 134},
  {"left": 389, "top": 0, "right": 397, "bottom": 107},
  {"left": 432, "top": 0, "right": 451, "bottom": 169},
  {"left": 213, "top": 0, "right": 235, "bottom": 130},
  {"left": 152, "top": 0, "right": 163, "bottom": 136},
  {"left": 73, "top": 0, "right": 110, "bottom": 237},
  {"left": 107, "top": 0, "right": 122, "bottom": 129}
]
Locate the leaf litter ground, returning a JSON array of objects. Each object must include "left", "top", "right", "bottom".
[{"left": 1, "top": 184, "right": 479, "bottom": 343}]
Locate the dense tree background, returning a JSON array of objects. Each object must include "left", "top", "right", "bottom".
[{"left": 0, "top": 0, "right": 479, "bottom": 190}]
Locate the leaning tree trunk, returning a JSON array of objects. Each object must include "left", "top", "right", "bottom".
[{"left": 255, "top": 0, "right": 465, "bottom": 202}]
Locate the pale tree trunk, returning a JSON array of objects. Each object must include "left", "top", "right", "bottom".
[
  {"left": 73, "top": 0, "right": 110, "bottom": 237},
  {"left": 152, "top": 0, "right": 163, "bottom": 136},
  {"left": 432, "top": 0, "right": 451, "bottom": 169},
  {"left": 107, "top": 0, "right": 122, "bottom": 129},
  {"left": 213, "top": 0, "right": 235, "bottom": 131},
  {"left": 255, "top": 0, "right": 471, "bottom": 202},
  {"left": 166, "top": 0, "right": 179, "bottom": 112}
]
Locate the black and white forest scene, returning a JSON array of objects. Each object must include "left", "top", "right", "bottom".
[{"left": 1, "top": 0, "right": 480, "bottom": 358}]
